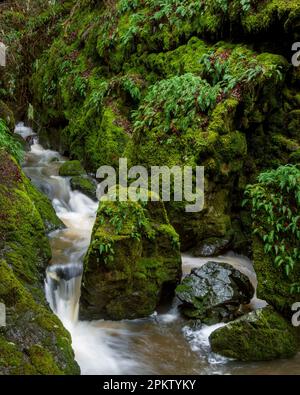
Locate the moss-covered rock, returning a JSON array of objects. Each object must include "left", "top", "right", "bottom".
[
  {"left": 209, "top": 306, "right": 298, "bottom": 361},
  {"left": 0, "top": 151, "right": 79, "bottom": 375},
  {"left": 59, "top": 160, "right": 86, "bottom": 177},
  {"left": 23, "top": 174, "right": 65, "bottom": 233},
  {"left": 81, "top": 188, "right": 182, "bottom": 320},
  {"left": 0, "top": 153, "right": 51, "bottom": 289},
  {"left": 70, "top": 176, "right": 97, "bottom": 200}
]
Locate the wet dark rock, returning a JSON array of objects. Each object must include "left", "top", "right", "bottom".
[
  {"left": 192, "top": 237, "right": 231, "bottom": 257},
  {"left": 176, "top": 261, "right": 254, "bottom": 324},
  {"left": 47, "top": 263, "right": 83, "bottom": 283}
]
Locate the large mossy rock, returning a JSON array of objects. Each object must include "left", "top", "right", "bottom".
[
  {"left": 209, "top": 306, "right": 298, "bottom": 361},
  {"left": 70, "top": 176, "right": 97, "bottom": 200},
  {"left": 59, "top": 160, "right": 86, "bottom": 177},
  {"left": 24, "top": 174, "right": 65, "bottom": 233},
  {"left": 176, "top": 261, "right": 254, "bottom": 324},
  {"left": 81, "top": 190, "right": 182, "bottom": 320},
  {"left": 0, "top": 151, "right": 79, "bottom": 375}
]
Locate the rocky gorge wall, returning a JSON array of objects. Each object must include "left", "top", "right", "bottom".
[
  {"left": 0, "top": 146, "right": 79, "bottom": 374},
  {"left": 0, "top": 0, "right": 299, "bottom": 366},
  {"left": 0, "top": 0, "right": 81, "bottom": 375},
  {"left": 29, "top": 0, "right": 300, "bottom": 251}
]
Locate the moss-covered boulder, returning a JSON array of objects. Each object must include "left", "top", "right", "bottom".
[
  {"left": 176, "top": 261, "right": 254, "bottom": 324},
  {"left": 0, "top": 151, "right": 79, "bottom": 374},
  {"left": 59, "top": 160, "right": 86, "bottom": 177},
  {"left": 125, "top": 41, "right": 289, "bottom": 249},
  {"left": 209, "top": 306, "right": 298, "bottom": 361},
  {"left": 24, "top": 174, "right": 65, "bottom": 233},
  {"left": 81, "top": 189, "right": 182, "bottom": 320},
  {"left": 70, "top": 176, "right": 97, "bottom": 200}
]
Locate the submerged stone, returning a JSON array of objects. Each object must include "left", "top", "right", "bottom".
[{"left": 59, "top": 160, "right": 86, "bottom": 177}]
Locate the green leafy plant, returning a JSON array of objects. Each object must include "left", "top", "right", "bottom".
[
  {"left": 199, "top": 48, "right": 283, "bottom": 98},
  {"left": 133, "top": 73, "right": 220, "bottom": 134},
  {"left": 240, "top": 0, "right": 251, "bottom": 12},
  {"left": 243, "top": 165, "right": 300, "bottom": 289},
  {"left": 95, "top": 198, "right": 156, "bottom": 265},
  {"left": 0, "top": 119, "right": 23, "bottom": 163},
  {"left": 74, "top": 76, "right": 87, "bottom": 97}
]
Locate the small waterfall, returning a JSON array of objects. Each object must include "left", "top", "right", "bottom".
[
  {"left": 45, "top": 264, "right": 82, "bottom": 327},
  {"left": 15, "top": 122, "right": 35, "bottom": 139},
  {"left": 15, "top": 123, "right": 98, "bottom": 329}
]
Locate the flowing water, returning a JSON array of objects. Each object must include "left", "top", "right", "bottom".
[{"left": 16, "top": 123, "right": 300, "bottom": 375}]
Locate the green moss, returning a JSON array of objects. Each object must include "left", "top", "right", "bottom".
[
  {"left": 0, "top": 180, "right": 51, "bottom": 288},
  {"left": 59, "top": 160, "right": 86, "bottom": 176},
  {"left": 70, "top": 176, "right": 97, "bottom": 200},
  {"left": 209, "top": 306, "right": 298, "bottom": 361},
  {"left": 81, "top": 192, "right": 181, "bottom": 320},
  {"left": 0, "top": 335, "right": 26, "bottom": 374},
  {"left": 85, "top": 106, "right": 130, "bottom": 170},
  {"left": 27, "top": 345, "right": 62, "bottom": 375},
  {"left": 24, "top": 175, "right": 64, "bottom": 232}
]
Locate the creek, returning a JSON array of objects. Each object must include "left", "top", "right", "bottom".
[{"left": 16, "top": 123, "right": 300, "bottom": 375}]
